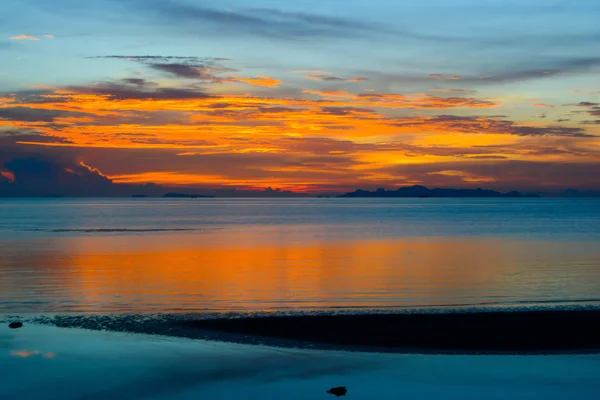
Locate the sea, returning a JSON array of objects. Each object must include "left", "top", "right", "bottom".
[
  {"left": 2, "top": 198, "right": 600, "bottom": 400},
  {"left": 1, "top": 197, "right": 599, "bottom": 314}
]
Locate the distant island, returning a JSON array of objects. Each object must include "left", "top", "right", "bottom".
[
  {"left": 162, "top": 193, "right": 215, "bottom": 198},
  {"left": 339, "top": 185, "right": 540, "bottom": 198}
]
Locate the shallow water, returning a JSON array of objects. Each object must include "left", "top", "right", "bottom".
[
  {"left": 1, "top": 324, "right": 599, "bottom": 400},
  {"left": 1, "top": 198, "right": 600, "bottom": 313}
]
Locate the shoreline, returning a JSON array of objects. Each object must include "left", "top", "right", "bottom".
[
  {"left": 177, "top": 310, "right": 600, "bottom": 354},
  {"left": 16, "top": 308, "right": 600, "bottom": 355}
]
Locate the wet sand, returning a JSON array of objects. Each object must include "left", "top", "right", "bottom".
[{"left": 177, "top": 309, "right": 600, "bottom": 354}]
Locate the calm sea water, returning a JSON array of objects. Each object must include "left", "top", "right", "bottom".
[{"left": 1, "top": 198, "right": 599, "bottom": 313}]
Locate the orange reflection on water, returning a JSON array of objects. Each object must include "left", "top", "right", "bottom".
[{"left": 2, "top": 231, "right": 600, "bottom": 312}]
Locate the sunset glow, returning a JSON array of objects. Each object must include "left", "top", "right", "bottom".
[{"left": 1, "top": 0, "right": 599, "bottom": 194}]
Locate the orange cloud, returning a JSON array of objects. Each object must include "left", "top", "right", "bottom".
[
  {"left": 233, "top": 76, "right": 283, "bottom": 87},
  {"left": 3, "top": 75, "right": 597, "bottom": 193},
  {"left": 428, "top": 169, "right": 496, "bottom": 183}
]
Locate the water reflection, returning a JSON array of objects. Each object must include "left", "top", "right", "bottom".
[{"left": 1, "top": 229, "right": 600, "bottom": 313}]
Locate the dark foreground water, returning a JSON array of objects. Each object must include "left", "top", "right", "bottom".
[{"left": 1, "top": 198, "right": 600, "bottom": 313}]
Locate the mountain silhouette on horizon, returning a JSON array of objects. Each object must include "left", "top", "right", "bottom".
[{"left": 339, "top": 185, "right": 540, "bottom": 198}]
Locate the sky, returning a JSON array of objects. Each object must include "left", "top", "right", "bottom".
[{"left": 1, "top": 0, "right": 600, "bottom": 195}]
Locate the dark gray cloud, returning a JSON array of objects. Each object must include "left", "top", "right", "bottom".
[
  {"left": 122, "top": 78, "right": 147, "bottom": 86},
  {"left": 0, "top": 133, "right": 162, "bottom": 197},
  {"left": 0, "top": 156, "right": 113, "bottom": 196},
  {"left": 0, "top": 129, "right": 72, "bottom": 148},
  {"left": 149, "top": 63, "right": 234, "bottom": 81},
  {"left": 391, "top": 115, "right": 595, "bottom": 138},
  {"left": 564, "top": 102, "right": 600, "bottom": 118},
  {"left": 510, "top": 125, "right": 592, "bottom": 138},
  {"left": 91, "top": 55, "right": 236, "bottom": 81},
  {"left": 0, "top": 107, "right": 91, "bottom": 122},
  {"left": 319, "top": 107, "right": 375, "bottom": 116},
  {"left": 66, "top": 79, "right": 211, "bottom": 100},
  {"left": 0, "top": 88, "right": 67, "bottom": 104},
  {"left": 151, "top": 63, "right": 208, "bottom": 79},
  {"left": 564, "top": 101, "right": 600, "bottom": 107}
]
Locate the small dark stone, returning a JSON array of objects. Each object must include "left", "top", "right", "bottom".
[
  {"left": 9, "top": 322, "right": 23, "bottom": 329},
  {"left": 327, "top": 386, "right": 347, "bottom": 397}
]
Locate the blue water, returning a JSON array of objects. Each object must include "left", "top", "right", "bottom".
[
  {"left": 1, "top": 198, "right": 600, "bottom": 239},
  {"left": 1, "top": 198, "right": 600, "bottom": 313},
  {"left": 2, "top": 324, "right": 599, "bottom": 400}
]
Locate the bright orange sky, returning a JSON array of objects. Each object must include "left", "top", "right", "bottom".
[{"left": 1, "top": 1, "right": 599, "bottom": 194}]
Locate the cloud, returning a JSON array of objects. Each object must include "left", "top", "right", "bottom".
[
  {"left": 0, "top": 107, "right": 92, "bottom": 122},
  {"left": 91, "top": 56, "right": 282, "bottom": 87},
  {"left": 362, "top": 57, "right": 600, "bottom": 89},
  {"left": 564, "top": 102, "right": 599, "bottom": 107},
  {"left": 303, "top": 90, "right": 498, "bottom": 109},
  {"left": 43, "top": 34, "right": 56, "bottom": 39},
  {"left": 379, "top": 161, "right": 600, "bottom": 191},
  {"left": 391, "top": 115, "right": 594, "bottom": 138},
  {"left": 297, "top": 70, "right": 368, "bottom": 82},
  {"left": 573, "top": 90, "right": 600, "bottom": 95},
  {"left": 66, "top": 79, "right": 212, "bottom": 100},
  {"left": 319, "top": 106, "right": 376, "bottom": 116},
  {"left": 232, "top": 76, "right": 283, "bottom": 87},
  {"left": 564, "top": 101, "right": 600, "bottom": 118},
  {"left": 0, "top": 156, "right": 108, "bottom": 196},
  {"left": 533, "top": 103, "right": 555, "bottom": 108},
  {"left": 91, "top": 55, "right": 211, "bottom": 61},
  {"left": 112, "top": 0, "right": 378, "bottom": 41},
  {"left": 150, "top": 63, "right": 230, "bottom": 80},
  {"left": 429, "top": 88, "right": 476, "bottom": 93},
  {"left": 469, "top": 58, "right": 600, "bottom": 84},
  {"left": 9, "top": 34, "right": 39, "bottom": 41},
  {"left": 92, "top": 56, "right": 237, "bottom": 82},
  {"left": 95, "top": 56, "right": 281, "bottom": 87},
  {"left": 2, "top": 76, "right": 597, "bottom": 195},
  {"left": 428, "top": 74, "right": 462, "bottom": 80}
]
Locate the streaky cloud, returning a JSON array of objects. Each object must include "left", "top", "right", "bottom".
[{"left": 66, "top": 80, "right": 212, "bottom": 100}]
